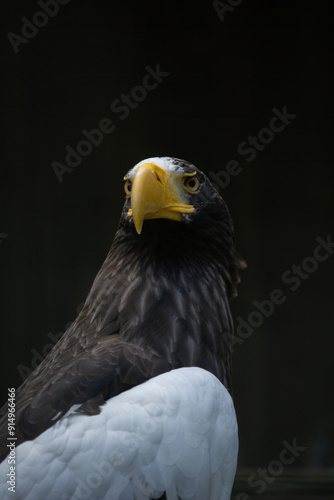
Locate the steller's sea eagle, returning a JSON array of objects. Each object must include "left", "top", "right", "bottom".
[{"left": 0, "top": 157, "right": 243, "bottom": 500}]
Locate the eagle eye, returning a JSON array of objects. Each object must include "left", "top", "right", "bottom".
[
  {"left": 124, "top": 179, "right": 132, "bottom": 195},
  {"left": 183, "top": 175, "right": 200, "bottom": 193}
]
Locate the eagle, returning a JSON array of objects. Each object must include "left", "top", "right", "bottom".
[{"left": 0, "top": 157, "right": 242, "bottom": 500}]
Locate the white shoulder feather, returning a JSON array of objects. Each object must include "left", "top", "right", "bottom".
[{"left": 0, "top": 367, "right": 238, "bottom": 500}]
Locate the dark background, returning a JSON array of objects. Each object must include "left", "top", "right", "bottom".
[{"left": 1, "top": 0, "right": 333, "bottom": 475}]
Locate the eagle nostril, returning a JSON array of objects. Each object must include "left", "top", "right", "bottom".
[{"left": 155, "top": 172, "right": 163, "bottom": 185}]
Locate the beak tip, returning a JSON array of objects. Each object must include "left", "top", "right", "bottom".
[
  {"left": 134, "top": 218, "right": 143, "bottom": 235},
  {"left": 128, "top": 208, "right": 142, "bottom": 234}
]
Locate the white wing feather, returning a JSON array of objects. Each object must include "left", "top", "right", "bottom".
[{"left": 0, "top": 367, "right": 238, "bottom": 500}]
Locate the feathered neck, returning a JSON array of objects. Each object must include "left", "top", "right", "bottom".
[{"left": 84, "top": 217, "right": 241, "bottom": 391}]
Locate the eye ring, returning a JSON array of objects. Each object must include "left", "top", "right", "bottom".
[
  {"left": 183, "top": 175, "right": 200, "bottom": 193},
  {"left": 124, "top": 179, "right": 132, "bottom": 196}
]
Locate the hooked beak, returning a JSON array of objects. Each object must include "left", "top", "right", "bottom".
[{"left": 126, "top": 163, "right": 194, "bottom": 234}]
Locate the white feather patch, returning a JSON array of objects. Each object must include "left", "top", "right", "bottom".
[
  {"left": 0, "top": 367, "right": 238, "bottom": 500},
  {"left": 126, "top": 157, "right": 186, "bottom": 179}
]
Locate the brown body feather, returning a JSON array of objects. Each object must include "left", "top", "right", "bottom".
[{"left": 0, "top": 159, "right": 243, "bottom": 462}]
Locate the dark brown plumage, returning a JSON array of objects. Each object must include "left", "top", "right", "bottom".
[{"left": 0, "top": 157, "right": 243, "bottom": 463}]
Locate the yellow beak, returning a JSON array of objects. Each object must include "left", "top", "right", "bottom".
[{"left": 127, "top": 163, "right": 194, "bottom": 234}]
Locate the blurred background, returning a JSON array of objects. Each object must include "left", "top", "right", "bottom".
[{"left": 1, "top": 0, "right": 333, "bottom": 496}]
